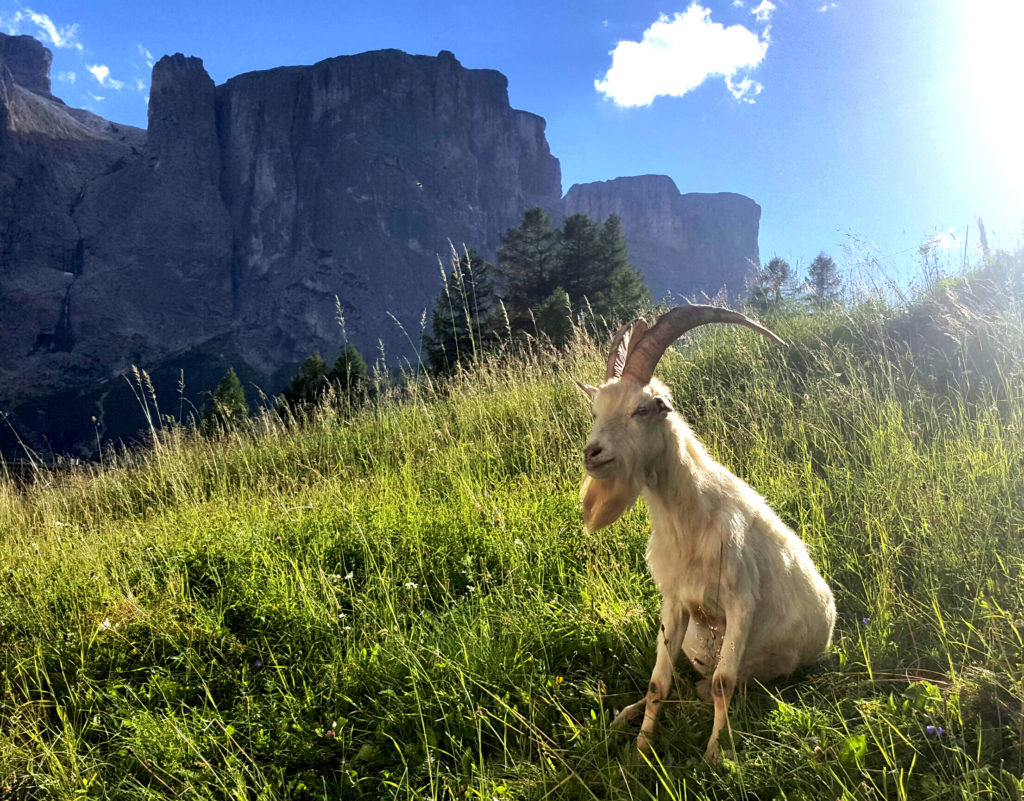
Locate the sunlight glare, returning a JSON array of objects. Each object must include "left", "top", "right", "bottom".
[{"left": 960, "top": 0, "right": 1024, "bottom": 208}]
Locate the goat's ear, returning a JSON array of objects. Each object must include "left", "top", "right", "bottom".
[
  {"left": 574, "top": 380, "right": 599, "bottom": 401},
  {"left": 581, "top": 475, "right": 640, "bottom": 531},
  {"left": 653, "top": 395, "right": 674, "bottom": 414}
]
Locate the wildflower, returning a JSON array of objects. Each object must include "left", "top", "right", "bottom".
[
  {"left": 325, "top": 729, "right": 336, "bottom": 739},
  {"left": 99, "top": 617, "right": 112, "bottom": 631},
  {"left": 338, "top": 612, "right": 347, "bottom": 620},
  {"left": 254, "top": 659, "right": 263, "bottom": 669},
  {"left": 405, "top": 582, "right": 419, "bottom": 589},
  {"left": 344, "top": 571, "right": 354, "bottom": 581},
  {"left": 861, "top": 617, "right": 870, "bottom": 625},
  {"left": 275, "top": 536, "right": 282, "bottom": 543},
  {"left": 467, "top": 584, "right": 475, "bottom": 592},
  {"left": 925, "top": 725, "right": 945, "bottom": 737}
]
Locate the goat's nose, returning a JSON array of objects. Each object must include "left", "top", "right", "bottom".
[{"left": 584, "top": 444, "right": 603, "bottom": 463}]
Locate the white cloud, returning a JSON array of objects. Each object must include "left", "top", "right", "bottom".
[
  {"left": 87, "top": 64, "right": 125, "bottom": 90},
  {"left": 138, "top": 44, "right": 155, "bottom": 68},
  {"left": 1, "top": 8, "right": 82, "bottom": 49},
  {"left": 26, "top": 9, "right": 82, "bottom": 50},
  {"left": 595, "top": 4, "right": 769, "bottom": 107},
  {"left": 134, "top": 77, "right": 146, "bottom": 92},
  {"left": 750, "top": 0, "right": 776, "bottom": 23},
  {"left": 56, "top": 70, "right": 75, "bottom": 83},
  {"left": 87, "top": 92, "right": 104, "bottom": 102},
  {"left": 817, "top": 2, "right": 839, "bottom": 11},
  {"left": 725, "top": 75, "right": 763, "bottom": 103},
  {"left": 732, "top": 0, "right": 745, "bottom": 7}
]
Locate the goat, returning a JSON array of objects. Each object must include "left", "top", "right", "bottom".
[{"left": 576, "top": 305, "right": 836, "bottom": 761}]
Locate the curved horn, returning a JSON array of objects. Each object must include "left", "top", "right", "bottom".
[
  {"left": 620, "top": 304, "right": 786, "bottom": 386},
  {"left": 605, "top": 319, "right": 650, "bottom": 380}
]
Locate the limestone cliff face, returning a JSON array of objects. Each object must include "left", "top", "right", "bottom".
[
  {"left": 71, "top": 54, "right": 233, "bottom": 366},
  {"left": 0, "top": 37, "right": 562, "bottom": 456},
  {"left": 216, "top": 48, "right": 560, "bottom": 372},
  {"left": 0, "top": 34, "right": 51, "bottom": 96},
  {"left": 0, "top": 33, "right": 145, "bottom": 454},
  {"left": 562, "top": 175, "right": 760, "bottom": 302}
]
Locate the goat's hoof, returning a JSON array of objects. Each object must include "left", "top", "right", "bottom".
[
  {"left": 611, "top": 698, "right": 646, "bottom": 730},
  {"left": 637, "top": 732, "right": 653, "bottom": 753},
  {"left": 703, "top": 743, "right": 720, "bottom": 763}
]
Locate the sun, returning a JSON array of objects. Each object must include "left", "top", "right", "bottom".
[{"left": 958, "top": 1, "right": 1024, "bottom": 210}]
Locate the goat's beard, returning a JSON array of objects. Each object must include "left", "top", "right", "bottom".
[{"left": 581, "top": 474, "right": 641, "bottom": 531}]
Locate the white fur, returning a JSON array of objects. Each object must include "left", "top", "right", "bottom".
[{"left": 580, "top": 378, "right": 835, "bottom": 760}]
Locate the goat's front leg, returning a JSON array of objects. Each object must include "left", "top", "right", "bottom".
[
  {"left": 612, "top": 598, "right": 688, "bottom": 752},
  {"left": 704, "top": 598, "right": 753, "bottom": 762}
]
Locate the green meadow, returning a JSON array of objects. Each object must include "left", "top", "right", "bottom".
[{"left": 2, "top": 253, "right": 1023, "bottom": 800}]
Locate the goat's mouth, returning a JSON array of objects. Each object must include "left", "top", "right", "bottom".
[{"left": 584, "top": 456, "right": 615, "bottom": 474}]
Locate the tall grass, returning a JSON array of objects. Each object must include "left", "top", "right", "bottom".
[{"left": 1, "top": 252, "right": 1023, "bottom": 800}]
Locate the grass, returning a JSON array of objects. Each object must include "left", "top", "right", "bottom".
[{"left": 2, "top": 253, "right": 1023, "bottom": 799}]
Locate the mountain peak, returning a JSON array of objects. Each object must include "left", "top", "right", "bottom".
[{"left": 0, "top": 32, "right": 52, "bottom": 96}]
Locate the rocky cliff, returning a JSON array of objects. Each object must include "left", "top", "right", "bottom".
[
  {"left": 215, "top": 48, "right": 560, "bottom": 373},
  {"left": 563, "top": 175, "right": 760, "bottom": 302},
  {"left": 0, "top": 37, "right": 563, "bottom": 456},
  {"left": 0, "top": 33, "right": 758, "bottom": 458}
]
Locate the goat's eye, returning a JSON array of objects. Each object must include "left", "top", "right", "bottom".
[{"left": 632, "top": 405, "right": 650, "bottom": 417}]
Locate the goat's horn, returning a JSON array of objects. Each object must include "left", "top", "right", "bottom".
[
  {"left": 620, "top": 304, "right": 786, "bottom": 386},
  {"left": 605, "top": 318, "right": 649, "bottom": 380}
]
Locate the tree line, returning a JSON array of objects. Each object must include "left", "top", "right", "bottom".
[
  {"left": 423, "top": 208, "right": 650, "bottom": 373},
  {"left": 747, "top": 252, "right": 842, "bottom": 309},
  {"left": 201, "top": 345, "right": 369, "bottom": 433}
]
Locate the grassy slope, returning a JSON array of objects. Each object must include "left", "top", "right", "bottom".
[{"left": 2, "top": 256, "right": 1023, "bottom": 800}]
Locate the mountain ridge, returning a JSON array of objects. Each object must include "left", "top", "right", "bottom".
[{"left": 0, "top": 32, "right": 759, "bottom": 457}]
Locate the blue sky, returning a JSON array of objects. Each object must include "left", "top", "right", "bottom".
[{"left": 3, "top": 0, "right": 1021, "bottom": 285}]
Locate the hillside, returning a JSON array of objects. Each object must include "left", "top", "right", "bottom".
[{"left": 1, "top": 252, "right": 1022, "bottom": 799}]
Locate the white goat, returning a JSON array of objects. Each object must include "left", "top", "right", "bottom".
[{"left": 577, "top": 305, "right": 836, "bottom": 760}]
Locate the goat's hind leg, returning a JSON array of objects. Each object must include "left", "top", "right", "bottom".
[{"left": 612, "top": 599, "right": 688, "bottom": 752}]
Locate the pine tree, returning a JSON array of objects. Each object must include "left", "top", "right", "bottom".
[
  {"left": 328, "top": 343, "right": 369, "bottom": 401},
  {"left": 496, "top": 208, "right": 561, "bottom": 310},
  {"left": 596, "top": 261, "right": 651, "bottom": 325},
  {"left": 202, "top": 367, "right": 248, "bottom": 432},
  {"left": 558, "top": 214, "right": 603, "bottom": 304},
  {"left": 748, "top": 255, "right": 792, "bottom": 307},
  {"left": 592, "top": 215, "right": 650, "bottom": 324},
  {"left": 807, "top": 251, "right": 842, "bottom": 304},
  {"left": 424, "top": 248, "right": 500, "bottom": 374},
  {"left": 534, "top": 287, "right": 574, "bottom": 346},
  {"left": 282, "top": 353, "right": 329, "bottom": 408}
]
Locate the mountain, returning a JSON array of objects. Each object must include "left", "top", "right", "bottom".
[
  {"left": 0, "top": 32, "right": 758, "bottom": 458},
  {"left": 562, "top": 175, "right": 759, "bottom": 302}
]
